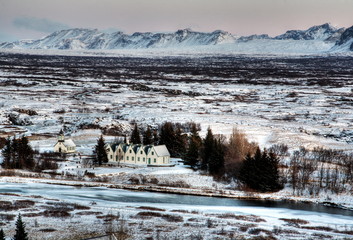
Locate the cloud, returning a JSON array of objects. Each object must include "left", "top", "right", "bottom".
[{"left": 13, "top": 17, "right": 70, "bottom": 33}]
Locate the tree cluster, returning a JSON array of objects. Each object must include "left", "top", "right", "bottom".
[
  {"left": 1, "top": 136, "right": 34, "bottom": 170},
  {"left": 238, "top": 148, "right": 282, "bottom": 192},
  {"left": 128, "top": 122, "right": 187, "bottom": 158},
  {"left": 288, "top": 147, "right": 353, "bottom": 196}
]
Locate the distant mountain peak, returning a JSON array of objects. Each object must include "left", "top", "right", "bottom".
[
  {"left": 335, "top": 25, "right": 353, "bottom": 51},
  {"left": 275, "top": 23, "right": 341, "bottom": 41}
]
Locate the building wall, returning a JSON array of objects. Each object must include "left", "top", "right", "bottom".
[{"left": 107, "top": 144, "right": 170, "bottom": 166}]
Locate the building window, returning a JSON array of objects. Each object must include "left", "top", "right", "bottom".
[
  {"left": 138, "top": 157, "right": 140, "bottom": 161},
  {"left": 129, "top": 150, "right": 132, "bottom": 153},
  {"left": 132, "top": 157, "right": 134, "bottom": 161},
  {"left": 143, "top": 158, "right": 145, "bottom": 162},
  {"left": 154, "top": 158, "right": 156, "bottom": 163},
  {"left": 110, "top": 155, "right": 112, "bottom": 159},
  {"left": 140, "top": 151, "right": 143, "bottom": 154},
  {"left": 116, "top": 156, "right": 118, "bottom": 161},
  {"left": 119, "top": 149, "right": 121, "bottom": 153},
  {"left": 127, "top": 156, "right": 129, "bottom": 160},
  {"left": 152, "top": 152, "right": 154, "bottom": 155}
]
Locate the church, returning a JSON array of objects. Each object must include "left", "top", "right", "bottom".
[{"left": 53, "top": 130, "right": 76, "bottom": 154}]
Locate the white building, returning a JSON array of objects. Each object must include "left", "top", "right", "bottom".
[
  {"left": 54, "top": 130, "right": 76, "bottom": 154},
  {"left": 105, "top": 143, "right": 171, "bottom": 166}
]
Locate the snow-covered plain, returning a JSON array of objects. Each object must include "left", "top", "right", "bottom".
[
  {"left": 1, "top": 50, "right": 353, "bottom": 239},
  {"left": 0, "top": 50, "right": 352, "bottom": 151}
]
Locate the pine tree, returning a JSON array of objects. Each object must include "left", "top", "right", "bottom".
[
  {"left": 238, "top": 148, "right": 282, "bottom": 192},
  {"left": 1, "top": 137, "right": 12, "bottom": 169},
  {"left": 159, "top": 122, "right": 176, "bottom": 156},
  {"left": 142, "top": 126, "right": 153, "bottom": 145},
  {"left": 208, "top": 138, "right": 225, "bottom": 176},
  {"left": 14, "top": 214, "right": 28, "bottom": 240},
  {"left": 201, "top": 127, "right": 214, "bottom": 171},
  {"left": 18, "top": 136, "right": 34, "bottom": 170},
  {"left": 94, "top": 135, "right": 108, "bottom": 166},
  {"left": 184, "top": 136, "right": 199, "bottom": 168},
  {"left": 174, "top": 126, "right": 187, "bottom": 158},
  {"left": 152, "top": 130, "right": 159, "bottom": 145},
  {"left": 184, "top": 123, "right": 201, "bottom": 168},
  {"left": 130, "top": 124, "right": 141, "bottom": 144},
  {"left": 0, "top": 229, "right": 5, "bottom": 240},
  {"left": 11, "top": 138, "right": 20, "bottom": 169}
]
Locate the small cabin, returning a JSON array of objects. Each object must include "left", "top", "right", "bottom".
[{"left": 54, "top": 130, "right": 76, "bottom": 154}]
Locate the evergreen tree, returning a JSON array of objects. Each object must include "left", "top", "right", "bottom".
[
  {"left": 94, "top": 135, "right": 108, "bottom": 166},
  {"left": 184, "top": 123, "right": 201, "bottom": 168},
  {"left": 130, "top": 124, "right": 141, "bottom": 144},
  {"left": 208, "top": 138, "right": 225, "bottom": 176},
  {"left": 14, "top": 214, "right": 28, "bottom": 240},
  {"left": 11, "top": 138, "right": 20, "bottom": 169},
  {"left": 18, "top": 136, "right": 34, "bottom": 170},
  {"left": 1, "top": 137, "right": 12, "bottom": 169},
  {"left": 238, "top": 148, "right": 282, "bottom": 192},
  {"left": 201, "top": 127, "right": 214, "bottom": 171},
  {"left": 184, "top": 136, "right": 199, "bottom": 168},
  {"left": 142, "top": 126, "right": 153, "bottom": 145},
  {"left": 0, "top": 228, "right": 5, "bottom": 240},
  {"left": 174, "top": 126, "right": 187, "bottom": 158},
  {"left": 152, "top": 130, "right": 159, "bottom": 145},
  {"left": 159, "top": 122, "right": 176, "bottom": 156}
]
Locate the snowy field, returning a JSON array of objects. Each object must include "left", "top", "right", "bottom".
[
  {"left": 0, "top": 51, "right": 353, "bottom": 152},
  {"left": 1, "top": 50, "right": 353, "bottom": 239}
]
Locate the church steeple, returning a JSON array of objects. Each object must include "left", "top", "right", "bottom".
[{"left": 58, "top": 129, "right": 65, "bottom": 142}]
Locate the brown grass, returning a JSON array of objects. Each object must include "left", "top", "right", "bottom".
[
  {"left": 301, "top": 226, "right": 334, "bottom": 232},
  {"left": 76, "top": 211, "right": 102, "bottom": 216},
  {"left": 161, "top": 214, "right": 183, "bottom": 223},
  {"left": 0, "top": 213, "right": 16, "bottom": 222},
  {"left": 134, "top": 211, "right": 162, "bottom": 219},
  {"left": 43, "top": 210, "right": 71, "bottom": 218},
  {"left": 279, "top": 218, "right": 309, "bottom": 226},
  {"left": 137, "top": 206, "right": 166, "bottom": 212}
]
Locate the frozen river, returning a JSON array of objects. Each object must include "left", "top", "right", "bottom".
[{"left": 1, "top": 182, "right": 352, "bottom": 226}]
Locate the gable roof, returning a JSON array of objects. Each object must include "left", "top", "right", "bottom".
[
  {"left": 153, "top": 145, "right": 170, "bottom": 157},
  {"left": 133, "top": 144, "right": 143, "bottom": 154},
  {"left": 120, "top": 143, "right": 130, "bottom": 153},
  {"left": 64, "top": 139, "right": 76, "bottom": 147},
  {"left": 144, "top": 145, "right": 153, "bottom": 155}
]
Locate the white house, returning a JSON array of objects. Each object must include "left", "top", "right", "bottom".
[
  {"left": 106, "top": 142, "right": 171, "bottom": 166},
  {"left": 54, "top": 130, "right": 76, "bottom": 154}
]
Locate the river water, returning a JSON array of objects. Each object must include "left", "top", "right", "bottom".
[{"left": 1, "top": 182, "right": 352, "bottom": 225}]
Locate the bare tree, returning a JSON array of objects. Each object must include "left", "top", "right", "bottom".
[{"left": 225, "top": 128, "right": 258, "bottom": 175}]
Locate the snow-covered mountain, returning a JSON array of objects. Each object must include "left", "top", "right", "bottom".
[
  {"left": 335, "top": 26, "right": 353, "bottom": 51},
  {"left": 274, "top": 23, "right": 343, "bottom": 41},
  {"left": 238, "top": 34, "right": 271, "bottom": 42},
  {"left": 1, "top": 23, "right": 352, "bottom": 53},
  {"left": 0, "top": 28, "right": 236, "bottom": 50}
]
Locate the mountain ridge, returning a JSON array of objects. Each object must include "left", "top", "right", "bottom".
[{"left": 0, "top": 23, "right": 352, "bottom": 52}]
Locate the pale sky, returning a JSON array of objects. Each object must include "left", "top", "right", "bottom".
[{"left": 0, "top": 0, "right": 352, "bottom": 42}]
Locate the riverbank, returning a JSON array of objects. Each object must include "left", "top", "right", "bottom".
[
  {"left": 1, "top": 179, "right": 353, "bottom": 240},
  {"left": 1, "top": 173, "right": 352, "bottom": 212}
]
